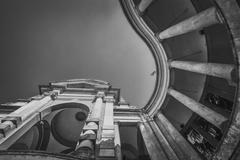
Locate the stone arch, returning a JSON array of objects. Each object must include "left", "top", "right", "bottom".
[{"left": 40, "top": 101, "right": 91, "bottom": 148}]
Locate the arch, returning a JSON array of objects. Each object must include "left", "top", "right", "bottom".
[
  {"left": 39, "top": 100, "right": 91, "bottom": 120},
  {"left": 6, "top": 101, "right": 91, "bottom": 150},
  {"left": 50, "top": 102, "right": 90, "bottom": 113},
  {"left": 51, "top": 109, "right": 86, "bottom": 147},
  {"left": 42, "top": 102, "right": 90, "bottom": 147},
  {"left": 8, "top": 120, "right": 50, "bottom": 151}
]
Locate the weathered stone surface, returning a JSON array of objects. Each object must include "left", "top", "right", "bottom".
[
  {"left": 168, "top": 88, "right": 227, "bottom": 128},
  {"left": 169, "top": 61, "right": 235, "bottom": 81},
  {"left": 138, "top": 122, "right": 168, "bottom": 160},
  {"left": 159, "top": 7, "right": 221, "bottom": 39}
]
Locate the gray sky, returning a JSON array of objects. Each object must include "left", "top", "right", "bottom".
[{"left": 0, "top": 0, "right": 156, "bottom": 107}]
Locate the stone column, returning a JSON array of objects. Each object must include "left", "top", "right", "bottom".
[
  {"left": 98, "top": 96, "right": 115, "bottom": 158},
  {"left": 71, "top": 108, "right": 96, "bottom": 158},
  {"left": 71, "top": 139, "right": 94, "bottom": 159},
  {"left": 158, "top": 7, "right": 222, "bottom": 40},
  {"left": 138, "top": 122, "right": 168, "bottom": 160},
  {"left": 103, "top": 100, "right": 114, "bottom": 128},
  {"left": 138, "top": 0, "right": 154, "bottom": 13},
  {"left": 168, "top": 88, "right": 227, "bottom": 128},
  {"left": 114, "top": 123, "right": 122, "bottom": 160},
  {"left": 156, "top": 112, "right": 201, "bottom": 159},
  {"left": 90, "top": 92, "right": 104, "bottom": 120},
  {"left": 169, "top": 60, "right": 235, "bottom": 81}
]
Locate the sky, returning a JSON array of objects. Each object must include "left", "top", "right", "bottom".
[{"left": 0, "top": 0, "right": 156, "bottom": 107}]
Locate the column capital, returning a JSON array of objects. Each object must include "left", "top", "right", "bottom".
[
  {"left": 103, "top": 96, "right": 115, "bottom": 103},
  {"left": 96, "top": 91, "right": 105, "bottom": 98},
  {"left": 50, "top": 90, "right": 60, "bottom": 100},
  {"left": 92, "top": 91, "right": 105, "bottom": 103},
  {"left": 42, "top": 89, "right": 60, "bottom": 100}
]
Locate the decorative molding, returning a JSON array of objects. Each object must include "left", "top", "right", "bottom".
[
  {"left": 103, "top": 96, "right": 115, "bottom": 103},
  {"left": 119, "top": 0, "right": 170, "bottom": 117}
]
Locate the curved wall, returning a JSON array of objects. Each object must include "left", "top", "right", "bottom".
[{"left": 120, "top": 0, "right": 240, "bottom": 159}]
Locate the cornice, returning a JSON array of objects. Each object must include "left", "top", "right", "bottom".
[{"left": 119, "top": 0, "right": 170, "bottom": 117}]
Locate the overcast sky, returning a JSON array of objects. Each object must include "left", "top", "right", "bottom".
[{"left": 0, "top": 0, "right": 156, "bottom": 107}]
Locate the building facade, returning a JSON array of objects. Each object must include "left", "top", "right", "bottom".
[{"left": 0, "top": 79, "right": 145, "bottom": 160}]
